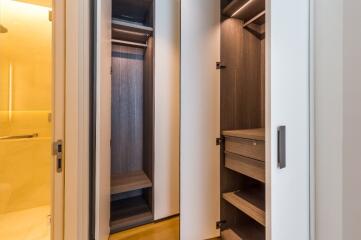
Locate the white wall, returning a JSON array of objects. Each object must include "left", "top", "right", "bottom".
[
  {"left": 314, "top": 0, "right": 343, "bottom": 239},
  {"left": 314, "top": 0, "right": 361, "bottom": 239},
  {"left": 343, "top": 1, "right": 361, "bottom": 239},
  {"left": 154, "top": 0, "right": 180, "bottom": 220}
]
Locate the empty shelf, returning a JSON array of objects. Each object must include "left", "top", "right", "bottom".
[
  {"left": 223, "top": 0, "right": 265, "bottom": 23},
  {"left": 225, "top": 152, "right": 265, "bottom": 183},
  {"left": 112, "top": 18, "right": 153, "bottom": 43},
  {"left": 110, "top": 196, "right": 153, "bottom": 233},
  {"left": 111, "top": 171, "right": 152, "bottom": 195},
  {"left": 222, "top": 224, "right": 265, "bottom": 240},
  {"left": 223, "top": 190, "right": 265, "bottom": 226},
  {"left": 222, "top": 228, "right": 241, "bottom": 240}
]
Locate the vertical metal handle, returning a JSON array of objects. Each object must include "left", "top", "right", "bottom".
[
  {"left": 277, "top": 126, "right": 286, "bottom": 169},
  {"left": 53, "top": 140, "right": 63, "bottom": 173}
]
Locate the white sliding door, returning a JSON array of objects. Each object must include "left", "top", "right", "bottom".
[
  {"left": 95, "top": 0, "right": 112, "bottom": 239},
  {"left": 266, "top": 0, "right": 310, "bottom": 239},
  {"left": 180, "top": 0, "right": 220, "bottom": 239}
]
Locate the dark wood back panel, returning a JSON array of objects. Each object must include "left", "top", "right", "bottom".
[
  {"left": 220, "top": 17, "right": 263, "bottom": 131},
  {"left": 220, "top": 13, "right": 265, "bottom": 230},
  {"left": 111, "top": 45, "right": 145, "bottom": 174},
  {"left": 143, "top": 36, "right": 154, "bottom": 211}
]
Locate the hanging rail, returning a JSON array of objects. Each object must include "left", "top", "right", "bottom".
[
  {"left": 243, "top": 10, "right": 266, "bottom": 27},
  {"left": 111, "top": 39, "right": 148, "bottom": 48}
]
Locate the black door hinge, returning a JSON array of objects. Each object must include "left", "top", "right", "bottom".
[
  {"left": 216, "top": 62, "right": 226, "bottom": 69},
  {"left": 216, "top": 220, "right": 226, "bottom": 229},
  {"left": 216, "top": 137, "right": 224, "bottom": 146}
]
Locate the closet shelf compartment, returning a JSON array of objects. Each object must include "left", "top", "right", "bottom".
[
  {"left": 111, "top": 170, "right": 152, "bottom": 195},
  {"left": 223, "top": 0, "right": 265, "bottom": 24},
  {"left": 223, "top": 189, "right": 265, "bottom": 226},
  {"left": 112, "top": 18, "right": 153, "bottom": 43},
  {"left": 225, "top": 151, "right": 265, "bottom": 183},
  {"left": 110, "top": 196, "right": 153, "bottom": 233},
  {"left": 221, "top": 224, "right": 265, "bottom": 240}
]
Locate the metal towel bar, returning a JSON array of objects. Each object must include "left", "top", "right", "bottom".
[{"left": 0, "top": 133, "right": 39, "bottom": 140}]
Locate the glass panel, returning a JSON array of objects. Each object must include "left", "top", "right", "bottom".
[{"left": 0, "top": 0, "right": 53, "bottom": 239}]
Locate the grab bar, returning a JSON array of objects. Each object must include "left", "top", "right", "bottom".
[{"left": 0, "top": 133, "right": 39, "bottom": 140}]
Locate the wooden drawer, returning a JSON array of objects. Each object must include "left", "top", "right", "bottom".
[
  {"left": 225, "top": 152, "right": 265, "bottom": 183},
  {"left": 225, "top": 136, "right": 265, "bottom": 161}
]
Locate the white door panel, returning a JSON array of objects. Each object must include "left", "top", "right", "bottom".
[
  {"left": 267, "top": 0, "right": 310, "bottom": 239},
  {"left": 180, "top": 0, "right": 220, "bottom": 239}
]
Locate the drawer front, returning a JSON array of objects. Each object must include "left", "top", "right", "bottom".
[
  {"left": 225, "top": 137, "right": 265, "bottom": 161},
  {"left": 225, "top": 152, "right": 265, "bottom": 183}
]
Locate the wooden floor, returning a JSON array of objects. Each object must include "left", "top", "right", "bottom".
[{"left": 110, "top": 216, "right": 180, "bottom": 240}]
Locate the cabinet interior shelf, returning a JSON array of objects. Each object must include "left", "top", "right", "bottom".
[
  {"left": 223, "top": 189, "right": 265, "bottom": 226},
  {"left": 225, "top": 151, "right": 265, "bottom": 183},
  {"left": 110, "top": 196, "right": 153, "bottom": 233},
  {"left": 112, "top": 18, "right": 153, "bottom": 44},
  {"left": 221, "top": 223, "right": 265, "bottom": 240},
  {"left": 111, "top": 170, "right": 152, "bottom": 195}
]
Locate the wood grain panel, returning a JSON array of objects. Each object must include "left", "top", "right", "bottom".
[
  {"left": 143, "top": 36, "right": 154, "bottom": 212},
  {"left": 111, "top": 45, "right": 145, "bottom": 174},
  {"left": 225, "top": 137, "right": 265, "bottom": 162},
  {"left": 223, "top": 191, "right": 265, "bottom": 226},
  {"left": 111, "top": 170, "right": 152, "bottom": 194},
  {"left": 225, "top": 152, "right": 265, "bottom": 183},
  {"left": 260, "top": 37, "right": 265, "bottom": 127}
]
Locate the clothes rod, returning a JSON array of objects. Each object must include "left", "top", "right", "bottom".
[
  {"left": 111, "top": 39, "right": 147, "bottom": 48},
  {"left": 243, "top": 10, "right": 266, "bottom": 28}
]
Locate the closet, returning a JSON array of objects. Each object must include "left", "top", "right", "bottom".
[
  {"left": 219, "top": 0, "right": 266, "bottom": 239},
  {"left": 110, "top": 0, "right": 154, "bottom": 233}
]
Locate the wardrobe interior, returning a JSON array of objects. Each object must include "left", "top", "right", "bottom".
[
  {"left": 110, "top": 0, "right": 154, "bottom": 234},
  {"left": 219, "top": 0, "right": 266, "bottom": 239}
]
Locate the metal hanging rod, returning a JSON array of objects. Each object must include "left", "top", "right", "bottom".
[
  {"left": 243, "top": 10, "right": 266, "bottom": 27},
  {"left": 111, "top": 39, "right": 147, "bottom": 48},
  {"left": 0, "top": 133, "right": 39, "bottom": 140}
]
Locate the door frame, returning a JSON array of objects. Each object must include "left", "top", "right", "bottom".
[
  {"left": 61, "top": 0, "right": 91, "bottom": 239},
  {"left": 52, "top": 0, "right": 65, "bottom": 239}
]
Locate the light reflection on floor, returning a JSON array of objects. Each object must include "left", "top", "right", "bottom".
[{"left": 0, "top": 205, "right": 50, "bottom": 240}]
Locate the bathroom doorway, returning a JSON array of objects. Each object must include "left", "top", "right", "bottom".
[{"left": 0, "top": 0, "right": 64, "bottom": 239}]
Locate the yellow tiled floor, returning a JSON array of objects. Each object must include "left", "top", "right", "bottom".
[{"left": 110, "top": 216, "right": 180, "bottom": 240}]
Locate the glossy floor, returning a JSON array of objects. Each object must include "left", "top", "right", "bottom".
[
  {"left": 0, "top": 205, "right": 50, "bottom": 240},
  {"left": 110, "top": 216, "right": 179, "bottom": 240}
]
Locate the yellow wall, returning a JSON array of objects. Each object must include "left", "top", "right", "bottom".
[{"left": 0, "top": 0, "right": 52, "bottom": 214}]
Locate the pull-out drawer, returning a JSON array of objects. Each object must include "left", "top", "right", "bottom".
[
  {"left": 225, "top": 152, "right": 265, "bottom": 183},
  {"left": 225, "top": 136, "right": 265, "bottom": 162}
]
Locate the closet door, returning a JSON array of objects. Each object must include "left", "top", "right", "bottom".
[
  {"left": 180, "top": 0, "right": 220, "bottom": 239},
  {"left": 267, "top": 0, "right": 310, "bottom": 239}
]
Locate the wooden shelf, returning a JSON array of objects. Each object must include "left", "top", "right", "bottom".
[
  {"left": 225, "top": 151, "right": 265, "bottom": 183},
  {"left": 111, "top": 170, "right": 152, "bottom": 195},
  {"left": 223, "top": 128, "right": 265, "bottom": 141},
  {"left": 222, "top": 228, "right": 241, "bottom": 240},
  {"left": 223, "top": 0, "right": 265, "bottom": 24},
  {"left": 223, "top": 189, "right": 265, "bottom": 226},
  {"left": 110, "top": 196, "right": 153, "bottom": 233},
  {"left": 222, "top": 223, "right": 265, "bottom": 240},
  {"left": 112, "top": 18, "right": 153, "bottom": 43}
]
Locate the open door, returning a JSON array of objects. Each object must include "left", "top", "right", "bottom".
[
  {"left": 180, "top": 0, "right": 310, "bottom": 239},
  {"left": 180, "top": 0, "right": 221, "bottom": 239},
  {"left": 266, "top": 0, "right": 310, "bottom": 239}
]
